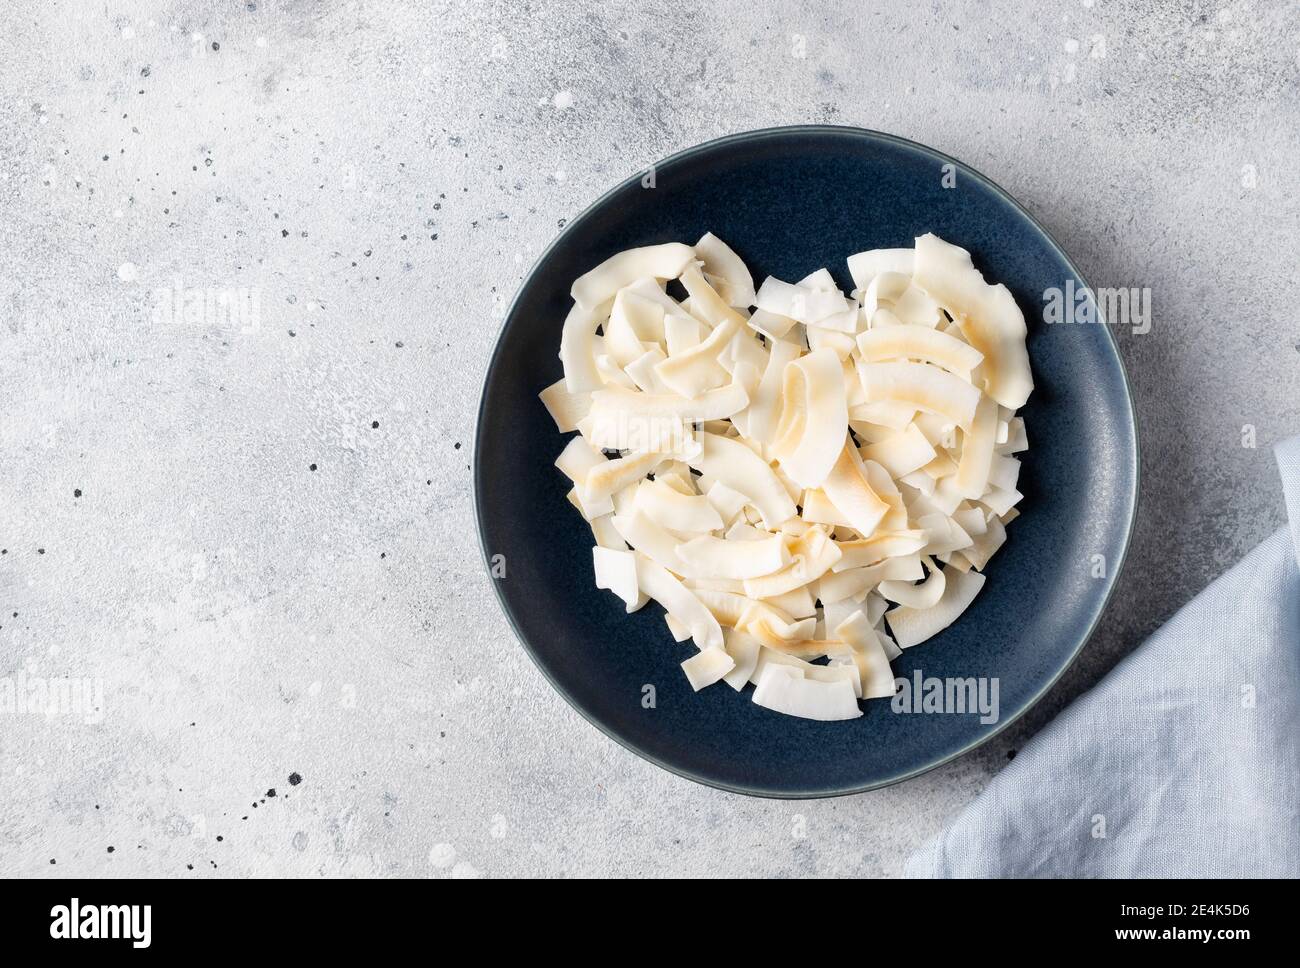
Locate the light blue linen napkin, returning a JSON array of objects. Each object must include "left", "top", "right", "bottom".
[{"left": 907, "top": 437, "right": 1300, "bottom": 878}]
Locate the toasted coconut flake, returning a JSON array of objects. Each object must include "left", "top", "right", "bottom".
[
  {"left": 834, "top": 611, "right": 898, "bottom": 699},
  {"left": 912, "top": 233, "right": 1033, "bottom": 408},
  {"left": 772, "top": 348, "right": 848, "bottom": 487},
  {"left": 694, "top": 233, "right": 757, "bottom": 309},
  {"left": 856, "top": 325, "right": 984, "bottom": 376},
  {"left": 722, "top": 629, "right": 762, "bottom": 690},
  {"left": 752, "top": 664, "right": 862, "bottom": 721},
  {"left": 539, "top": 378, "right": 592, "bottom": 433},
  {"left": 847, "top": 247, "right": 914, "bottom": 291},
  {"left": 571, "top": 243, "right": 695, "bottom": 310},
  {"left": 857, "top": 361, "right": 981, "bottom": 430},
  {"left": 822, "top": 439, "right": 892, "bottom": 538},
  {"left": 676, "top": 532, "right": 790, "bottom": 580},
  {"left": 886, "top": 566, "right": 986, "bottom": 649},
  {"left": 955, "top": 395, "right": 999, "bottom": 499},
  {"left": 685, "top": 431, "right": 797, "bottom": 527},
  {"left": 634, "top": 552, "right": 724, "bottom": 652},
  {"left": 756, "top": 276, "right": 849, "bottom": 325},
  {"left": 635, "top": 478, "right": 724, "bottom": 533},
  {"left": 593, "top": 546, "right": 644, "bottom": 612},
  {"left": 681, "top": 647, "right": 736, "bottom": 691},
  {"left": 878, "top": 556, "right": 947, "bottom": 608}
]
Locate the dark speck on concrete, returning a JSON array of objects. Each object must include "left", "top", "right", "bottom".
[
  {"left": 37, "top": 548, "right": 45, "bottom": 555},
  {"left": 309, "top": 463, "right": 317, "bottom": 471},
  {"left": 395, "top": 341, "right": 404, "bottom": 348},
  {"left": 74, "top": 488, "right": 82, "bottom": 497},
  {"left": 106, "top": 846, "right": 114, "bottom": 853},
  {"left": 266, "top": 788, "right": 276, "bottom": 798},
  {"left": 216, "top": 835, "right": 223, "bottom": 842},
  {"left": 453, "top": 442, "right": 461, "bottom": 450},
  {"left": 211, "top": 41, "right": 220, "bottom": 51},
  {"left": 288, "top": 772, "right": 302, "bottom": 786},
  {"left": 281, "top": 228, "right": 289, "bottom": 237},
  {"left": 371, "top": 420, "right": 379, "bottom": 429}
]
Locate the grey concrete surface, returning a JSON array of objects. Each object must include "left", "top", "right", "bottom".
[{"left": 1, "top": 0, "right": 1298, "bottom": 878}]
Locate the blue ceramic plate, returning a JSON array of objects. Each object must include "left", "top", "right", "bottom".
[{"left": 475, "top": 126, "right": 1138, "bottom": 798}]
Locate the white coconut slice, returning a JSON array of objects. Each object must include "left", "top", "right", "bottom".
[
  {"left": 554, "top": 435, "right": 607, "bottom": 486},
  {"left": 762, "top": 584, "right": 817, "bottom": 619},
  {"left": 747, "top": 307, "right": 799, "bottom": 340},
  {"left": 755, "top": 276, "right": 849, "bottom": 325},
  {"left": 681, "top": 647, "right": 736, "bottom": 691},
  {"left": 860, "top": 423, "right": 938, "bottom": 478},
  {"left": 654, "top": 316, "right": 740, "bottom": 398},
  {"left": 963, "top": 514, "right": 1007, "bottom": 571},
  {"left": 684, "top": 431, "right": 797, "bottom": 527},
  {"left": 892, "top": 285, "right": 942, "bottom": 327},
  {"left": 587, "top": 513, "right": 627, "bottom": 551},
  {"left": 800, "top": 488, "right": 855, "bottom": 530},
  {"left": 771, "top": 348, "right": 848, "bottom": 487},
  {"left": 834, "top": 611, "right": 898, "bottom": 699},
  {"left": 878, "top": 556, "right": 947, "bottom": 609},
  {"left": 821, "top": 439, "right": 892, "bottom": 538},
  {"left": 850, "top": 400, "right": 916, "bottom": 431},
  {"left": 745, "top": 338, "right": 801, "bottom": 445},
  {"left": 623, "top": 348, "right": 673, "bottom": 394},
  {"left": 679, "top": 264, "right": 747, "bottom": 327},
  {"left": 980, "top": 484, "right": 1023, "bottom": 517},
  {"left": 606, "top": 289, "right": 667, "bottom": 365},
  {"left": 855, "top": 325, "right": 984, "bottom": 376},
  {"left": 577, "top": 451, "right": 660, "bottom": 504},
  {"left": 694, "top": 233, "right": 757, "bottom": 309},
  {"left": 571, "top": 243, "right": 695, "bottom": 311},
  {"left": 817, "top": 553, "right": 924, "bottom": 603},
  {"left": 912, "top": 233, "right": 1033, "bottom": 409},
  {"left": 635, "top": 478, "right": 724, "bottom": 533},
  {"left": 538, "top": 378, "right": 592, "bottom": 433},
  {"left": 665, "top": 612, "right": 691, "bottom": 642},
  {"left": 675, "top": 532, "right": 790, "bottom": 580},
  {"left": 704, "top": 480, "right": 750, "bottom": 524},
  {"left": 886, "top": 566, "right": 986, "bottom": 649},
  {"left": 847, "top": 247, "right": 914, "bottom": 291},
  {"left": 988, "top": 454, "right": 1021, "bottom": 492},
  {"left": 620, "top": 276, "right": 685, "bottom": 317},
  {"left": 954, "top": 395, "right": 999, "bottom": 499},
  {"left": 997, "top": 416, "right": 1028, "bottom": 454},
  {"left": 805, "top": 325, "right": 857, "bottom": 359},
  {"left": 633, "top": 552, "right": 724, "bottom": 652},
  {"left": 664, "top": 312, "right": 704, "bottom": 355},
  {"left": 585, "top": 385, "right": 742, "bottom": 454},
  {"left": 859, "top": 270, "right": 911, "bottom": 318},
  {"left": 752, "top": 664, "right": 862, "bottom": 721},
  {"left": 722, "top": 629, "right": 763, "bottom": 690},
  {"left": 559, "top": 301, "right": 610, "bottom": 393},
  {"left": 566, "top": 485, "right": 614, "bottom": 521},
  {"left": 831, "top": 531, "right": 929, "bottom": 571},
  {"left": 592, "top": 546, "right": 644, "bottom": 612},
  {"left": 742, "top": 526, "right": 841, "bottom": 599},
  {"left": 856, "top": 361, "right": 981, "bottom": 431}
]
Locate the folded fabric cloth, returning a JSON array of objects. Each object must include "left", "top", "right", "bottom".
[{"left": 907, "top": 437, "right": 1300, "bottom": 878}]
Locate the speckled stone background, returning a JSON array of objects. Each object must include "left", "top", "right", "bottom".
[{"left": 2, "top": 1, "right": 1298, "bottom": 878}]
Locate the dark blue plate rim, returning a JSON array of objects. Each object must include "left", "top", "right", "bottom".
[{"left": 473, "top": 124, "right": 1141, "bottom": 799}]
